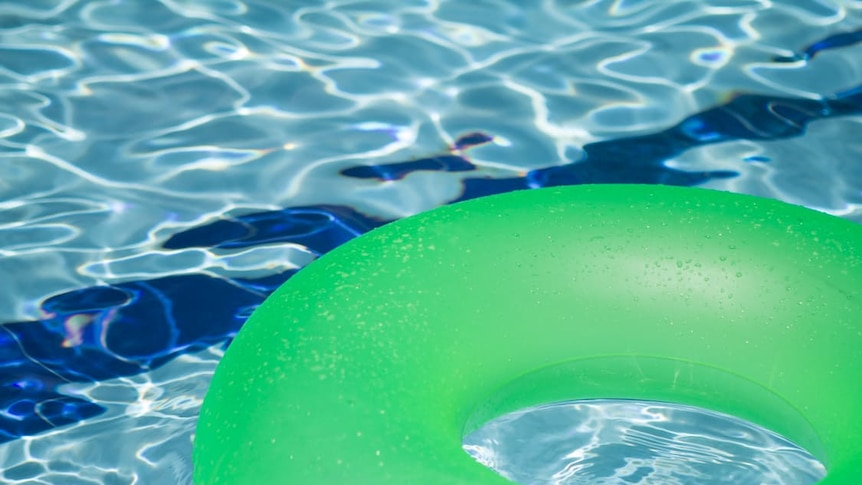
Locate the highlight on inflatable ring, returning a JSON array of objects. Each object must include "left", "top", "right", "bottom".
[{"left": 193, "top": 185, "right": 862, "bottom": 484}]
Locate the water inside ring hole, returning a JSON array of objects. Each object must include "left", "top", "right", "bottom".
[{"left": 462, "top": 399, "right": 827, "bottom": 485}]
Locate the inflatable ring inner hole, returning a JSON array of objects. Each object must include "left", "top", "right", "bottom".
[
  {"left": 462, "top": 356, "right": 827, "bottom": 482},
  {"left": 462, "top": 399, "right": 827, "bottom": 484}
]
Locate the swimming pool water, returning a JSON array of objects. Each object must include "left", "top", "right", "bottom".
[
  {"left": 464, "top": 400, "right": 826, "bottom": 484},
  {"left": 0, "top": 0, "right": 860, "bottom": 483}
]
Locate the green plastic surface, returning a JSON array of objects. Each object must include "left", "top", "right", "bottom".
[{"left": 194, "top": 185, "right": 862, "bottom": 484}]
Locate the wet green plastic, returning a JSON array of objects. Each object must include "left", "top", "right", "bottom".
[{"left": 194, "top": 185, "right": 862, "bottom": 484}]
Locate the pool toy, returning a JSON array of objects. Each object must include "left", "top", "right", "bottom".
[{"left": 193, "top": 184, "right": 861, "bottom": 484}]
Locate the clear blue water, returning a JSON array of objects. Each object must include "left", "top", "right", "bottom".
[
  {"left": 464, "top": 400, "right": 826, "bottom": 484},
  {"left": 0, "top": 0, "right": 860, "bottom": 483}
]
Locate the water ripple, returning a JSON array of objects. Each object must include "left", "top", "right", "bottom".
[
  {"left": 464, "top": 400, "right": 827, "bottom": 485},
  {"left": 0, "top": 1, "right": 859, "bottom": 483}
]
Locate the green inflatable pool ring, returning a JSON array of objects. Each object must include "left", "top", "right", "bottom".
[{"left": 194, "top": 185, "right": 862, "bottom": 484}]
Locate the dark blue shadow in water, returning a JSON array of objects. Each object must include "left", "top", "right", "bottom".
[
  {"left": 0, "top": 205, "right": 383, "bottom": 441},
  {"left": 0, "top": 272, "right": 294, "bottom": 442},
  {"left": 2, "top": 31, "right": 861, "bottom": 442},
  {"left": 163, "top": 205, "right": 384, "bottom": 252},
  {"left": 773, "top": 28, "right": 862, "bottom": 62}
]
